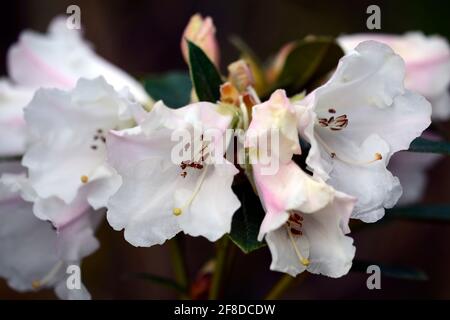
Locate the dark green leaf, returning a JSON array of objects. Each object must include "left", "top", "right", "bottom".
[
  {"left": 387, "top": 205, "right": 450, "bottom": 222},
  {"left": 229, "top": 178, "right": 266, "bottom": 254},
  {"left": 275, "top": 37, "right": 344, "bottom": 95},
  {"left": 187, "top": 40, "right": 223, "bottom": 102},
  {"left": 351, "top": 260, "right": 428, "bottom": 281},
  {"left": 132, "top": 272, "right": 187, "bottom": 294},
  {"left": 143, "top": 71, "right": 191, "bottom": 108},
  {"left": 408, "top": 137, "right": 450, "bottom": 155}
]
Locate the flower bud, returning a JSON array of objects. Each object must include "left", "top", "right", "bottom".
[{"left": 181, "top": 14, "right": 220, "bottom": 67}]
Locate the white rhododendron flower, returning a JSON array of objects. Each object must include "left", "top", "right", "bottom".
[
  {"left": 0, "top": 16, "right": 151, "bottom": 157},
  {"left": 338, "top": 32, "right": 450, "bottom": 120},
  {"left": 247, "top": 90, "right": 356, "bottom": 277},
  {"left": 106, "top": 101, "right": 240, "bottom": 247},
  {"left": 0, "top": 162, "right": 99, "bottom": 300},
  {"left": 298, "top": 41, "right": 431, "bottom": 223},
  {"left": 21, "top": 77, "right": 143, "bottom": 228}
]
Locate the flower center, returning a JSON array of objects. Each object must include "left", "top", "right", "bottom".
[
  {"left": 286, "top": 212, "right": 310, "bottom": 267},
  {"left": 315, "top": 130, "right": 382, "bottom": 166},
  {"left": 173, "top": 135, "right": 210, "bottom": 216},
  {"left": 78, "top": 128, "right": 108, "bottom": 184}
]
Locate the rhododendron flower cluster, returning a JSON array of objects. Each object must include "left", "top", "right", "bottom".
[{"left": 1, "top": 13, "right": 447, "bottom": 300}]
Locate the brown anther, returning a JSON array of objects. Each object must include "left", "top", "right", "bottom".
[
  {"left": 290, "top": 228, "right": 303, "bottom": 236},
  {"left": 81, "top": 175, "right": 89, "bottom": 184},
  {"left": 375, "top": 153, "right": 383, "bottom": 161},
  {"left": 328, "top": 108, "right": 336, "bottom": 114}
]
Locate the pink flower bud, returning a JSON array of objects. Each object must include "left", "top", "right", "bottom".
[{"left": 181, "top": 14, "right": 220, "bottom": 67}]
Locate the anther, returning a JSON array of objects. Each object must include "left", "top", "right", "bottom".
[
  {"left": 81, "top": 175, "right": 89, "bottom": 183},
  {"left": 173, "top": 208, "right": 182, "bottom": 216}
]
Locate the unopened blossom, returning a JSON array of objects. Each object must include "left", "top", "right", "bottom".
[
  {"left": 247, "top": 90, "right": 356, "bottom": 277},
  {"left": 338, "top": 32, "right": 450, "bottom": 119},
  {"left": 0, "top": 162, "right": 99, "bottom": 300},
  {"left": 298, "top": 41, "right": 431, "bottom": 222},
  {"left": 106, "top": 101, "right": 240, "bottom": 247},
  {"left": 0, "top": 16, "right": 151, "bottom": 156},
  {"left": 181, "top": 14, "right": 220, "bottom": 67},
  {"left": 21, "top": 77, "right": 143, "bottom": 228}
]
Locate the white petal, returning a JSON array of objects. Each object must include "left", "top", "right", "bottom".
[
  {"left": 328, "top": 135, "right": 402, "bottom": 222},
  {"left": 107, "top": 159, "right": 182, "bottom": 247},
  {"left": 176, "top": 160, "right": 240, "bottom": 241},
  {"left": 7, "top": 16, "right": 151, "bottom": 104},
  {"left": 313, "top": 41, "right": 431, "bottom": 157},
  {"left": 23, "top": 77, "right": 132, "bottom": 207},
  {"left": 267, "top": 191, "right": 355, "bottom": 278},
  {"left": 0, "top": 80, "right": 35, "bottom": 156},
  {"left": 254, "top": 161, "right": 334, "bottom": 240},
  {"left": 0, "top": 166, "right": 98, "bottom": 298},
  {"left": 247, "top": 90, "right": 301, "bottom": 163},
  {"left": 54, "top": 276, "right": 91, "bottom": 300}
]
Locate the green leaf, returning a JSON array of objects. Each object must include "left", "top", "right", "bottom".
[
  {"left": 187, "top": 40, "right": 223, "bottom": 102},
  {"left": 143, "top": 71, "right": 192, "bottom": 108},
  {"left": 351, "top": 260, "right": 428, "bottom": 281},
  {"left": 387, "top": 205, "right": 450, "bottom": 222},
  {"left": 275, "top": 37, "right": 344, "bottom": 95},
  {"left": 408, "top": 137, "right": 450, "bottom": 155},
  {"left": 229, "top": 178, "right": 266, "bottom": 254},
  {"left": 132, "top": 272, "right": 187, "bottom": 294}
]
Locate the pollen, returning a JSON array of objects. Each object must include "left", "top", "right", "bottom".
[
  {"left": 80, "top": 175, "right": 89, "bottom": 184},
  {"left": 173, "top": 208, "right": 182, "bottom": 216},
  {"left": 300, "top": 258, "right": 310, "bottom": 266},
  {"left": 31, "top": 280, "right": 41, "bottom": 289}
]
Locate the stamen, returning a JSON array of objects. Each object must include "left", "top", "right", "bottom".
[
  {"left": 172, "top": 166, "right": 209, "bottom": 216},
  {"left": 31, "top": 261, "right": 64, "bottom": 289},
  {"left": 80, "top": 175, "right": 89, "bottom": 184},
  {"left": 315, "top": 134, "right": 383, "bottom": 166},
  {"left": 286, "top": 224, "right": 310, "bottom": 267}
]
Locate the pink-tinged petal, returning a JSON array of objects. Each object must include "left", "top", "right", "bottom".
[
  {"left": 338, "top": 32, "right": 450, "bottom": 119},
  {"left": 181, "top": 14, "right": 220, "bottom": 67},
  {"left": 0, "top": 162, "right": 97, "bottom": 299},
  {"left": 254, "top": 161, "right": 334, "bottom": 240},
  {"left": 7, "top": 16, "right": 151, "bottom": 104},
  {"left": 247, "top": 90, "right": 301, "bottom": 164},
  {"left": 266, "top": 191, "right": 356, "bottom": 278}
]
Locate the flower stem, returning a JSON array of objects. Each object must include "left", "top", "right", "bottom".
[
  {"left": 168, "top": 236, "right": 189, "bottom": 299},
  {"left": 209, "top": 236, "right": 230, "bottom": 299},
  {"left": 264, "top": 273, "right": 307, "bottom": 300}
]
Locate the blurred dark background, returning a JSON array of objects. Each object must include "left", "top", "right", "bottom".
[{"left": 1, "top": 0, "right": 450, "bottom": 299}]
